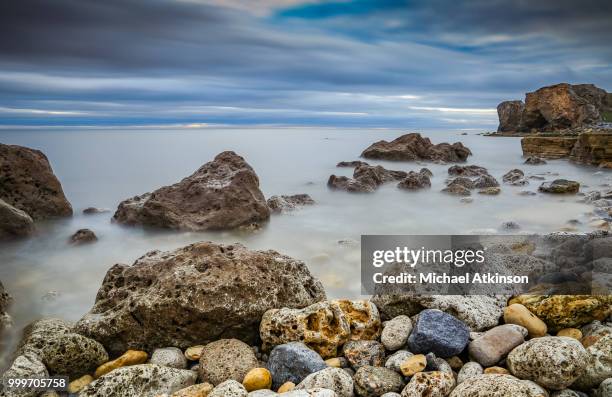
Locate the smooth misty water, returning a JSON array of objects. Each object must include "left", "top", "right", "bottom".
[{"left": 0, "top": 127, "right": 610, "bottom": 363}]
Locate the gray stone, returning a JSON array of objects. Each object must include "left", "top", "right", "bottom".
[
  {"left": 296, "top": 367, "right": 352, "bottom": 397},
  {"left": 0, "top": 199, "right": 34, "bottom": 240},
  {"left": 150, "top": 347, "right": 187, "bottom": 369},
  {"left": 267, "top": 194, "right": 315, "bottom": 213},
  {"left": 400, "top": 371, "right": 455, "bottom": 397},
  {"left": 199, "top": 339, "right": 258, "bottom": 386},
  {"left": 353, "top": 366, "right": 404, "bottom": 397},
  {"left": 209, "top": 380, "right": 248, "bottom": 397},
  {"left": 407, "top": 309, "right": 470, "bottom": 358},
  {"left": 267, "top": 342, "right": 327, "bottom": 390},
  {"left": 0, "top": 353, "right": 48, "bottom": 397},
  {"left": 595, "top": 378, "right": 612, "bottom": 397},
  {"left": 450, "top": 374, "right": 540, "bottom": 397},
  {"left": 572, "top": 328, "right": 612, "bottom": 391},
  {"left": 385, "top": 350, "right": 413, "bottom": 373},
  {"left": 342, "top": 340, "right": 385, "bottom": 370},
  {"left": 539, "top": 179, "right": 580, "bottom": 194},
  {"left": 381, "top": 315, "right": 412, "bottom": 351},
  {"left": 457, "top": 362, "right": 483, "bottom": 384}
]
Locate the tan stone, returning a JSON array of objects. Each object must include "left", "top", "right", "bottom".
[
  {"left": 325, "top": 358, "right": 343, "bottom": 368},
  {"left": 277, "top": 382, "right": 295, "bottom": 393},
  {"left": 332, "top": 299, "right": 381, "bottom": 341},
  {"left": 185, "top": 346, "right": 205, "bottom": 361},
  {"left": 68, "top": 375, "right": 94, "bottom": 393},
  {"left": 171, "top": 383, "right": 213, "bottom": 397},
  {"left": 484, "top": 366, "right": 510, "bottom": 375},
  {"left": 503, "top": 304, "right": 547, "bottom": 337},
  {"left": 94, "top": 350, "right": 148, "bottom": 378},
  {"left": 557, "top": 328, "right": 583, "bottom": 340},
  {"left": 400, "top": 354, "right": 427, "bottom": 376},
  {"left": 242, "top": 368, "right": 272, "bottom": 392},
  {"left": 521, "top": 136, "right": 577, "bottom": 159},
  {"left": 445, "top": 356, "right": 464, "bottom": 371}
]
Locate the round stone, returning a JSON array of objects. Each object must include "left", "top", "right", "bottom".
[
  {"left": 503, "top": 304, "right": 547, "bottom": 338},
  {"left": 457, "top": 362, "right": 483, "bottom": 384},
  {"left": 267, "top": 342, "right": 327, "bottom": 390},
  {"left": 342, "top": 340, "right": 386, "bottom": 370},
  {"left": 199, "top": 339, "right": 258, "bottom": 386},
  {"left": 354, "top": 365, "right": 404, "bottom": 397},
  {"left": 296, "top": 367, "right": 353, "bottom": 397},
  {"left": 399, "top": 354, "right": 426, "bottom": 376},
  {"left": 150, "top": 347, "right": 187, "bottom": 369},
  {"left": 184, "top": 345, "right": 205, "bottom": 361},
  {"left": 242, "top": 368, "right": 272, "bottom": 392},
  {"left": 381, "top": 315, "right": 412, "bottom": 351}
]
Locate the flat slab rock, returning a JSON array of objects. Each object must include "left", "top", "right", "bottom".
[
  {"left": 360, "top": 133, "right": 471, "bottom": 162},
  {"left": 74, "top": 241, "right": 326, "bottom": 355},
  {"left": 112, "top": 151, "right": 270, "bottom": 231}
]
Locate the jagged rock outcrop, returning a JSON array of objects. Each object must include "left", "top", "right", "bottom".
[
  {"left": 328, "top": 164, "right": 407, "bottom": 193},
  {"left": 0, "top": 198, "right": 34, "bottom": 240},
  {"left": 361, "top": 133, "right": 471, "bottom": 162},
  {"left": 75, "top": 241, "right": 326, "bottom": 355},
  {"left": 0, "top": 143, "right": 72, "bottom": 220},
  {"left": 113, "top": 151, "right": 270, "bottom": 231},
  {"left": 497, "top": 101, "right": 525, "bottom": 132}
]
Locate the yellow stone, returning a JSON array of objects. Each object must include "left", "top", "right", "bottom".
[
  {"left": 171, "top": 383, "right": 213, "bottom": 397},
  {"left": 503, "top": 303, "right": 547, "bottom": 337},
  {"left": 68, "top": 375, "right": 94, "bottom": 393},
  {"left": 484, "top": 366, "right": 509, "bottom": 375},
  {"left": 184, "top": 345, "right": 205, "bottom": 361},
  {"left": 557, "top": 328, "right": 583, "bottom": 340},
  {"left": 325, "top": 357, "right": 342, "bottom": 368},
  {"left": 445, "top": 356, "right": 463, "bottom": 371},
  {"left": 400, "top": 354, "right": 427, "bottom": 376},
  {"left": 242, "top": 368, "right": 272, "bottom": 392},
  {"left": 94, "top": 350, "right": 148, "bottom": 378},
  {"left": 277, "top": 382, "right": 295, "bottom": 393}
]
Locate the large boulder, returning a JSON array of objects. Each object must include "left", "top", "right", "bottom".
[
  {"left": 75, "top": 241, "right": 325, "bottom": 355},
  {"left": 0, "top": 143, "right": 72, "bottom": 220},
  {"left": 497, "top": 100, "right": 525, "bottom": 132},
  {"left": 361, "top": 133, "right": 471, "bottom": 162},
  {"left": 112, "top": 151, "right": 270, "bottom": 230}
]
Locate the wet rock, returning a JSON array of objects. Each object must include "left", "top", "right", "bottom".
[
  {"left": 83, "top": 207, "right": 110, "bottom": 215},
  {"left": 497, "top": 100, "right": 526, "bottom": 132},
  {"left": 113, "top": 151, "right": 270, "bottom": 230},
  {"left": 184, "top": 345, "right": 204, "bottom": 361},
  {"left": 501, "top": 221, "right": 521, "bottom": 231},
  {"left": 361, "top": 133, "right": 471, "bottom": 162},
  {"left": 397, "top": 170, "right": 431, "bottom": 190},
  {"left": 15, "top": 317, "right": 108, "bottom": 379},
  {"left": 328, "top": 164, "right": 407, "bottom": 193},
  {"left": 337, "top": 161, "right": 369, "bottom": 167},
  {"left": 95, "top": 349, "right": 148, "bottom": 378},
  {"left": 380, "top": 315, "right": 412, "bottom": 351},
  {"left": 79, "top": 364, "right": 197, "bottom": 397},
  {"left": 76, "top": 242, "right": 325, "bottom": 355},
  {"left": 342, "top": 340, "right": 386, "bottom": 370},
  {"left": 0, "top": 353, "right": 48, "bottom": 397},
  {"left": 199, "top": 339, "right": 258, "bottom": 386},
  {"left": 385, "top": 350, "right": 413, "bottom": 373},
  {"left": 267, "top": 342, "right": 327, "bottom": 390},
  {"left": 595, "top": 378, "right": 612, "bottom": 397},
  {"left": 522, "top": 136, "right": 578, "bottom": 159},
  {"left": 442, "top": 184, "right": 471, "bottom": 196},
  {"left": 503, "top": 169, "right": 527, "bottom": 185},
  {"left": 68, "top": 374, "right": 94, "bottom": 394},
  {"left": 151, "top": 347, "right": 187, "bottom": 369},
  {"left": 267, "top": 194, "right": 315, "bottom": 213},
  {"left": 457, "top": 362, "right": 483, "bottom": 384},
  {"left": 525, "top": 156, "right": 547, "bottom": 165},
  {"left": 570, "top": 133, "right": 612, "bottom": 167},
  {"left": 208, "top": 380, "right": 248, "bottom": 397},
  {"left": 468, "top": 324, "right": 525, "bottom": 367},
  {"left": 407, "top": 309, "right": 470, "bottom": 357},
  {"left": 69, "top": 228, "right": 97, "bottom": 245},
  {"left": 0, "top": 280, "right": 12, "bottom": 334},
  {"left": 539, "top": 179, "right": 580, "bottom": 194},
  {"left": 296, "top": 367, "right": 353, "bottom": 397},
  {"left": 507, "top": 336, "right": 589, "bottom": 390},
  {"left": 354, "top": 366, "right": 404, "bottom": 397},
  {"left": 0, "top": 199, "right": 34, "bottom": 240},
  {"left": 473, "top": 174, "right": 499, "bottom": 189},
  {"left": 450, "top": 374, "right": 541, "bottom": 397},
  {"left": 371, "top": 295, "right": 505, "bottom": 332},
  {"left": 572, "top": 326, "right": 612, "bottom": 391},
  {"left": 243, "top": 368, "right": 273, "bottom": 392},
  {"left": 478, "top": 187, "right": 501, "bottom": 195},
  {"left": 448, "top": 165, "right": 488, "bottom": 177},
  {"left": 400, "top": 371, "right": 455, "bottom": 397},
  {"left": 0, "top": 143, "right": 72, "bottom": 220}
]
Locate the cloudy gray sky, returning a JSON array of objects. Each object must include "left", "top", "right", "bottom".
[{"left": 0, "top": 0, "right": 610, "bottom": 128}]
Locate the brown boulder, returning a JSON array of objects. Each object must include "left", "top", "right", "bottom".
[
  {"left": 336, "top": 160, "right": 369, "bottom": 168},
  {"left": 361, "top": 133, "right": 471, "bottom": 162},
  {"left": 497, "top": 101, "right": 525, "bottom": 132},
  {"left": 267, "top": 194, "right": 315, "bottom": 213},
  {"left": 74, "top": 241, "right": 325, "bottom": 355},
  {"left": 0, "top": 143, "right": 72, "bottom": 220},
  {"left": 448, "top": 165, "right": 488, "bottom": 177},
  {"left": 539, "top": 179, "right": 580, "bottom": 194},
  {"left": 328, "top": 164, "right": 407, "bottom": 193},
  {"left": 69, "top": 229, "right": 98, "bottom": 245},
  {"left": 0, "top": 198, "right": 34, "bottom": 240},
  {"left": 397, "top": 170, "right": 431, "bottom": 190},
  {"left": 113, "top": 151, "right": 270, "bottom": 231}
]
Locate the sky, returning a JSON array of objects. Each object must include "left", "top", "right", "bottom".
[{"left": 0, "top": 0, "right": 611, "bottom": 129}]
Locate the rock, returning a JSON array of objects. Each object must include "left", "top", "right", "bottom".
[
  {"left": 324, "top": 358, "right": 347, "bottom": 368},
  {"left": 361, "top": 133, "right": 471, "bottom": 162},
  {"left": 497, "top": 100, "right": 526, "bottom": 132},
  {"left": 450, "top": 374, "right": 541, "bottom": 397},
  {"left": 336, "top": 161, "right": 369, "bottom": 167},
  {"left": 76, "top": 241, "right": 325, "bottom": 355},
  {"left": 503, "top": 169, "right": 526, "bottom": 184},
  {"left": 267, "top": 194, "right": 315, "bottom": 213},
  {"left": 113, "top": 151, "right": 269, "bottom": 230},
  {"left": 503, "top": 304, "right": 548, "bottom": 337},
  {"left": 442, "top": 184, "right": 471, "bottom": 196},
  {"left": 457, "top": 362, "right": 483, "bottom": 384},
  {"left": 522, "top": 381, "right": 549, "bottom": 397},
  {"left": 69, "top": 228, "right": 97, "bottom": 245},
  {"left": 199, "top": 339, "right": 258, "bottom": 386},
  {"left": 400, "top": 371, "right": 455, "bottom": 397},
  {"left": 551, "top": 390, "right": 586, "bottom": 397},
  {"left": 171, "top": 382, "right": 214, "bottom": 397},
  {"left": 484, "top": 367, "right": 510, "bottom": 375},
  {"left": 478, "top": 187, "right": 501, "bottom": 195},
  {"left": 446, "top": 176, "right": 474, "bottom": 189},
  {"left": 384, "top": 350, "right": 412, "bottom": 372},
  {"left": 296, "top": 367, "right": 353, "bottom": 397},
  {"left": 184, "top": 345, "right": 204, "bottom": 361},
  {"left": 381, "top": 315, "right": 412, "bottom": 351},
  {"left": 334, "top": 299, "right": 382, "bottom": 341},
  {"left": 353, "top": 366, "right": 404, "bottom": 397},
  {"left": 328, "top": 164, "right": 408, "bottom": 193},
  {"left": 407, "top": 309, "right": 470, "bottom": 357},
  {"left": 595, "top": 378, "right": 612, "bottom": 397},
  {"left": 267, "top": 342, "right": 327, "bottom": 390},
  {"left": 68, "top": 375, "right": 94, "bottom": 393},
  {"left": 0, "top": 280, "right": 12, "bottom": 333},
  {"left": 209, "top": 380, "right": 248, "bottom": 397},
  {"left": 80, "top": 364, "right": 197, "bottom": 397},
  {"left": 83, "top": 207, "right": 110, "bottom": 215},
  {"left": 95, "top": 349, "right": 148, "bottom": 378},
  {"left": 0, "top": 143, "right": 72, "bottom": 220},
  {"left": 0, "top": 353, "right": 48, "bottom": 397},
  {"left": 278, "top": 382, "right": 296, "bottom": 393},
  {"left": 572, "top": 326, "right": 612, "bottom": 391},
  {"left": 448, "top": 165, "right": 489, "bottom": 177},
  {"left": 14, "top": 318, "right": 108, "bottom": 379},
  {"left": 280, "top": 389, "right": 337, "bottom": 397},
  {"left": 400, "top": 354, "right": 427, "bottom": 376},
  {"left": 507, "top": 336, "right": 589, "bottom": 390},
  {"left": 371, "top": 295, "right": 505, "bottom": 332},
  {"left": 342, "top": 340, "right": 385, "bottom": 370},
  {"left": 243, "top": 368, "right": 273, "bottom": 392},
  {"left": 468, "top": 324, "right": 525, "bottom": 367},
  {"left": 500, "top": 221, "right": 521, "bottom": 231},
  {"left": 151, "top": 347, "right": 187, "bottom": 369},
  {"left": 0, "top": 199, "right": 35, "bottom": 239},
  {"left": 473, "top": 174, "right": 499, "bottom": 189},
  {"left": 525, "top": 156, "right": 547, "bottom": 165},
  {"left": 397, "top": 170, "right": 431, "bottom": 190},
  {"left": 539, "top": 179, "right": 580, "bottom": 194},
  {"left": 508, "top": 295, "right": 612, "bottom": 331},
  {"left": 260, "top": 301, "right": 349, "bottom": 358},
  {"left": 570, "top": 133, "right": 612, "bottom": 167},
  {"left": 521, "top": 136, "right": 579, "bottom": 159},
  {"left": 557, "top": 328, "right": 583, "bottom": 340},
  {"left": 445, "top": 356, "right": 463, "bottom": 371}
]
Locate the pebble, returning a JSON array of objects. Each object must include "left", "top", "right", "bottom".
[
  {"left": 278, "top": 382, "right": 296, "bottom": 393},
  {"left": 557, "top": 328, "right": 583, "bottom": 340},
  {"left": 399, "top": 354, "right": 426, "bottom": 376},
  {"left": 353, "top": 365, "right": 404, "bottom": 397},
  {"left": 209, "top": 380, "right": 248, "bottom": 397},
  {"left": 451, "top": 374, "right": 540, "bottom": 397},
  {"left": 184, "top": 345, "right": 205, "bottom": 361},
  {"left": 324, "top": 357, "right": 347, "bottom": 368},
  {"left": 457, "top": 361, "right": 483, "bottom": 384},
  {"left": 296, "top": 367, "right": 353, "bottom": 397},
  {"left": 243, "top": 368, "right": 272, "bottom": 392},
  {"left": 468, "top": 324, "right": 525, "bottom": 367},
  {"left": 151, "top": 347, "right": 188, "bottom": 369},
  {"left": 596, "top": 378, "right": 612, "bottom": 397},
  {"left": 445, "top": 356, "right": 463, "bottom": 371},
  {"left": 407, "top": 309, "right": 470, "bottom": 358},
  {"left": 342, "top": 340, "right": 386, "bottom": 370},
  {"left": 381, "top": 394, "right": 401, "bottom": 397},
  {"left": 503, "top": 303, "right": 548, "bottom": 338},
  {"left": 385, "top": 350, "right": 413, "bottom": 373},
  {"left": 484, "top": 366, "right": 510, "bottom": 375},
  {"left": 572, "top": 328, "right": 612, "bottom": 390},
  {"left": 380, "top": 315, "right": 412, "bottom": 351},
  {"left": 550, "top": 390, "right": 586, "bottom": 397},
  {"left": 199, "top": 339, "right": 258, "bottom": 386},
  {"left": 400, "top": 371, "right": 455, "bottom": 397},
  {"left": 507, "top": 336, "right": 589, "bottom": 390},
  {"left": 267, "top": 342, "right": 327, "bottom": 390},
  {"left": 68, "top": 374, "right": 94, "bottom": 393},
  {"left": 522, "top": 380, "right": 549, "bottom": 397},
  {"left": 94, "top": 349, "right": 148, "bottom": 378},
  {"left": 171, "top": 382, "right": 214, "bottom": 396}
]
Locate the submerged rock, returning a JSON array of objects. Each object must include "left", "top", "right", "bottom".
[
  {"left": 448, "top": 165, "right": 488, "bottom": 177},
  {"left": 336, "top": 161, "right": 369, "bottom": 168},
  {"left": 0, "top": 198, "right": 35, "bottom": 240},
  {"left": 328, "top": 164, "right": 407, "bottom": 193},
  {"left": 524, "top": 156, "right": 547, "bottom": 165},
  {"left": 113, "top": 151, "right": 270, "bottom": 231},
  {"left": 0, "top": 280, "right": 11, "bottom": 334},
  {"left": 397, "top": 170, "right": 432, "bottom": 190},
  {"left": 83, "top": 207, "right": 110, "bottom": 215},
  {"left": 69, "top": 228, "right": 97, "bottom": 245},
  {"left": 0, "top": 143, "right": 72, "bottom": 220},
  {"left": 361, "top": 133, "right": 471, "bottom": 162},
  {"left": 267, "top": 194, "right": 315, "bottom": 213},
  {"left": 539, "top": 179, "right": 580, "bottom": 194},
  {"left": 75, "top": 242, "right": 325, "bottom": 355}
]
